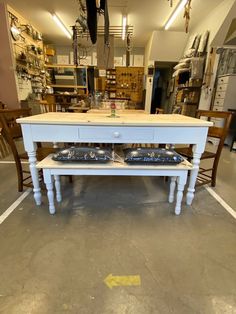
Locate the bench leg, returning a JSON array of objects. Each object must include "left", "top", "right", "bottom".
[
  {"left": 168, "top": 176, "right": 177, "bottom": 203},
  {"left": 175, "top": 172, "right": 187, "bottom": 215},
  {"left": 54, "top": 175, "right": 62, "bottom": 203},
  {"left": 43, "top": 169, "right": 56, "bottom": 215}
]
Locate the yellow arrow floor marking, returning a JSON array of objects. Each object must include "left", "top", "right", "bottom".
[{"left": 104, "top": 274, "right": 141, "bottom": 289}]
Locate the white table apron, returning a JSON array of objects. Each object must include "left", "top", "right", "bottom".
[{"left": 17, "top": 113, "right": 211, "bottom": 207}]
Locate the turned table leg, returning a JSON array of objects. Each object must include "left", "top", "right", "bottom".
[
  {"left": 28, "top": 150, "right": 41, "bottom": 205},
  {"left": 186, "top": 145, "right": 202, "bottom": 205},
  {"left": 168, "top": 176, "right": 177, "bottom": 203},
  {"left": 175, "top": 172, "right": 188, "bottom": 215},
  {"left": 43, "top": 169, "right": 56, "bottom": 214},
  {"left": 54, "top": 175, "right": 62, "bottom": 203}
]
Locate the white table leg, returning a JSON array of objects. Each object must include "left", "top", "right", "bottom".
[
  {"left": 28, "top": 151, "right": 41, "bottom": 205},
  {"left": 43, "top": 170, "right": 56, "bottom": 214},
  {"left": 186, "top": 145, "right": 202, "bottom": 205},
  {"left": 168, "top": 176, "right": 177, "bottom": 203},
  {"left": 54, "top": 175, "right": 62, "bottom": 203},
  {"left": 175, "top": 172, "right": 187, "bottom": 215}
]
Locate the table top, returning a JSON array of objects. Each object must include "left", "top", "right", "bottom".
[{"left": 17, "top": 113, "right": 213, "bottom": 127}]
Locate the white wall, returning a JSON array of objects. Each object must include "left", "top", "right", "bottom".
[
  {"left": 144, "top": 32, "right": 154, "bottom": 74},
  {"left": 185, "top": 0, "right": 236, "bottom": 110},
  {"left": 0, "top": 3, "right": 20, "bottom": 108},
  {"left": 149, "top": 31, "right": 188, "bottom": 62},
  {"left": 186, "top": 0, "right": 236, "bottom": 49}
]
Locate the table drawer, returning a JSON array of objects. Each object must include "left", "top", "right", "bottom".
[
  {"left": 217, "top": 76, "right": 229, "bottom": 85},
  {"left": 216, "top": 83, "right": 227, "bottom": 92},
  {"left": 78, "top": 126, "right": 154, "bottom": 142}
]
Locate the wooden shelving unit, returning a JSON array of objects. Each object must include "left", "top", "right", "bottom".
[
  {"left": 173, "top": 78, "right": 203, "bottom": 117},
  {"left": 45, "top": 64, "right": 88, "bottom": 94}
]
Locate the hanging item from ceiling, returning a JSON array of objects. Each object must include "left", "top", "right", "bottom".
[
  {"left": 183, "top": 0, "right": 192, "bottom": 33},
  {"left": 85, "top": 0, "right": 109, "bottom": 45},
  {"left": 72, "top": 25, "right": 79, "bottom": 66},
  {"left": 100, "top": 0, "right": 110, "bottom": 46},
  {"left": 167, "top": 0, "right": 173, "bottom": 7},
  {"left": 86, "top": 0, "right": 97, "bottom": 44},
  {"left": 126, "top": 33, "right": 131, "bottom": 67}
]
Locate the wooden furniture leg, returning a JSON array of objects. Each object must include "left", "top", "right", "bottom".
[
  {"left": 43, "top": 169, "right": 56, "bottom": 214},
  {"left": 175, "top": 172, "right": 188, "bottom": 215},
  {"left": 54, "top": 175, "right": 62, "bottom": 203},
  {"left": 168, "top": 176, "right": 177, "bottom": 203},
  {"left": 186, "top": 145, "right": 202, "bottom": 205}
]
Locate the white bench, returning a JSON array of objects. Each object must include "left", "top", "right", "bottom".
[{"left": 36, "top": 155, "right": 192, "bottom": 215}]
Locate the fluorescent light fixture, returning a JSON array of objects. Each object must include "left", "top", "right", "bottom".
[
  {"left": 52, "top": 13, "right": 72, "bottom": 39},
  {"left": 122, "top": 15, "right": 127, "bottom": 40},
  {"left": 164, "top": 0, "right": 188, "bottom": 30}
]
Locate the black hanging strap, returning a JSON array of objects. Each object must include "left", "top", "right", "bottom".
[{"left": 86, "top": 0, "right": 97, "bottom": 44}]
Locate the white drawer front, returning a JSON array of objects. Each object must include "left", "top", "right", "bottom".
[
  {"left": 79, "top": 126, "right": 154, "bottom": 142},
  {"left": 213, "top": 98, "right": 224, "bottom": 107},
  {"left": 213, "top": 106, "right": 223, "bottom": 111},
  {"left": 217, "top": 76, "right": 229, "bottom": 85},
  {"left": 216, "top": 83, "right": 227, "bottom": 92},
  {"left": 214, "top": 91, "right": 226, "bottom": 99}
]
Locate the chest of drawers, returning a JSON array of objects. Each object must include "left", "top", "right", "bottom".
[{"left": 213, "top": 74, "right": 236, "bottom": 112}]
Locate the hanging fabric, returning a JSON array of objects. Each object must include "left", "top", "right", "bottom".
[
  {"left": 183, "top": 0, "right": 192, "bottom": 33},
  {"left": 72, "top": 26, "right": 78, "bottom": 66},
  {"left": 100, "top": 0, "right": 110, "bottom": 46},
  {"left": 85, "top": 0, "right": 109, "bottom": 46},
  {"left": 86, "top": 0, "right": 97, "bottom": 44}
]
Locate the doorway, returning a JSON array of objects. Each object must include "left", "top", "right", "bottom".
[{"left": 151, "top": 62, "right": 176, "bottom": 114}]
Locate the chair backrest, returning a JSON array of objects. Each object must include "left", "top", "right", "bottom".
[
  {"left": 39, "top": 100, "right": 56, "bottom": 113},
  {"left": 196, "top": 110, "right": 232, "bottom": 141},
  {"left": 0, "top": 128, "right": 10, "bottom": 159},
  {"left": 0, "top": 108, "right": 31, "bottom": 158},
  {"left": 196, "top": 110, "right": 232, "bottom": 166},
  {"left": 0, "top": 101, "right": 6, "bottom": 109},
  {"left": 155, "top": 108, "right": 164, "bottom": 114},
  {"left": 0, "top": 108, "right": 31, "bottom": 140}
]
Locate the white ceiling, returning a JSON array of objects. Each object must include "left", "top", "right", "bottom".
[{"left": 4, "top": 0, "right": 225, "bottom": 47}]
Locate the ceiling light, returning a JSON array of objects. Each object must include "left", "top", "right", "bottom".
[
  {"left": 164, "top": 0, "right": 188, "bottom": 30},
  {"left": 52, "top": 13, "right": 72, "bottom": 39},
  {"left": 122, "top": 15, "right": 127, "bottom": 40}
]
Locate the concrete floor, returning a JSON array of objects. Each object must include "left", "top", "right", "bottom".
[{"left": 0, "top": 146, "right": 236, "bottom": 314}]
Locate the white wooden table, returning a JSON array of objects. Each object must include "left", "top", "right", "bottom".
[{"left": 17, "top": 113, "right": 212, "bottom": 207}]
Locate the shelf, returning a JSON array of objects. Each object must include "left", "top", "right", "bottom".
[
  {"left": 177, "top": 85, "right": 202, "bottom": 89},
  {"left": 49, "top": 84, "right": 87, "bottom": 89},
  {"left": 176, "top": 102, "right": 198, "bottom": 105},
  {"left": 45, "top": 64, "right": 87, "bottom": 69}
]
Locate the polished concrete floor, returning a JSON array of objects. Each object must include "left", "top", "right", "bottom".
[{"left": 0, "top": 146, "right": 235, "bottom": 314}]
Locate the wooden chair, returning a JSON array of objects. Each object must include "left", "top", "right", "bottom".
[
  {"left": 39, "top": 100, "right": 69, "bottom": 113},
  {"left": 0, "top": 128, "right": 10, "bottom": 159},
  {"left": 175, "top": 110, "right": 232, "bottom": 187},
  {"left": 39, "top": 100, "right": 57, "bottom": 113},
  {"left": 155, "top": 108, "right": 164, "bottom": 114},
  {"left": 0, "top": 109, "right": 55, "bottom": 192}
]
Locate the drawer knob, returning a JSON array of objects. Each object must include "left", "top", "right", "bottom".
[{"left": 113, "top": 131, "right": 120, "bottom": 138}]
